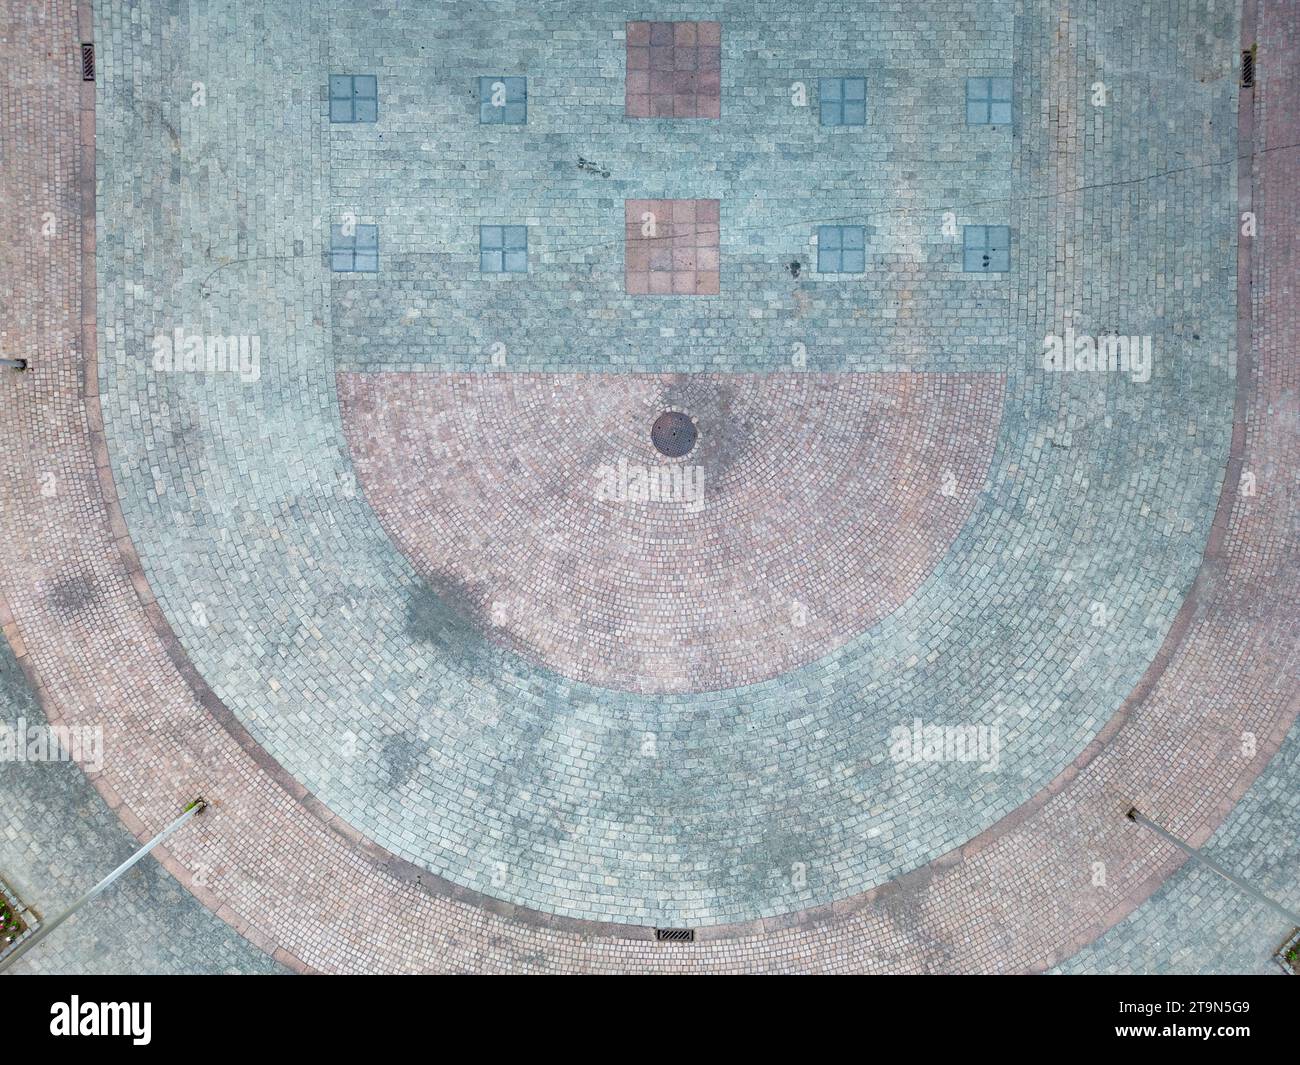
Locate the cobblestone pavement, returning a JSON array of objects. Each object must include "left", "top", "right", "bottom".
[
  {"left": 0, "top": 638, "right": 287, "bottom": 974},
  {"left": 1055, "top": 714, "right": 1300, "bottom": 976},
  {"left": 337, "top": 370, "right": 1005, "bottom": 693},
  {"left": 0, "top": 0, "right": 1296, "bottom": 972},
  {"left": 91, "top": 0, "right": 1242, "bottom": 929}
]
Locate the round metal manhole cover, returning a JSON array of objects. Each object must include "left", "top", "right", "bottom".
[{"left": 651, "top": 411, "right": 698, "bottom": 458}]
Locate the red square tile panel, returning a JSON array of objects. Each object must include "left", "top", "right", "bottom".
[{"left": 626, "top": 21, "right": 721, "bottom": 118}]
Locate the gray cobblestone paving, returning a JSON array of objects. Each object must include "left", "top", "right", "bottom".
[
  {"left": 1055, "top": 714, "right": 1300, "bottom": 975},
  {"left": 327, "top": 0, "right": 1015, "bottom": 371},
  {"left": 0, "top": 638, "right": 287, "bottom": 974},
  {"left": 87, "top": 0, "right": 1243, "bottom": 928}
]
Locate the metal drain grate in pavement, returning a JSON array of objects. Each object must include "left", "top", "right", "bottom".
[{"left": 650, "top": 411, "right": 698, "bottom": 458}]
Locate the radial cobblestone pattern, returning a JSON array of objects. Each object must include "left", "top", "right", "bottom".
[
  {"left": 86, "top": 0, "right": 1240, "bottom": 927},
  {"left": 0, "top": 0, "right": 1296, "bottom": 972},
  {"left": 338, "top": 372, "right": 1004, "bottom": 693}
]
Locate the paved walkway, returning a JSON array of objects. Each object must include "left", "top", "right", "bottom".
[
  {"left": 0, "top": 0, "right": 1295, "bottom": 972},
  {"left": 0, "top": 638, "right": 287, "bottom": 974}
]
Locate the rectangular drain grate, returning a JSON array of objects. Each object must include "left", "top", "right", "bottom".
[
  {"left": 654, "top": 928, "right": 695, "bottom": 942},
  {"left": 1241, "top": 49, "right": 1254, "bottom": 88},
  {"left": 81, "top": 43, "right": 95, "bottom": 81}
]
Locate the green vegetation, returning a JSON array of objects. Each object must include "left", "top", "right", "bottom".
[{"left": 0, "top": 896, "right": 26, "bottom": 945}]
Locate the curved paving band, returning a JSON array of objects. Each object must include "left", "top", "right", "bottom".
[
  {"left": 0, "top": 0, "right": 1296, "bottom": 971},
  {"left": 338, "top": 370, "right": 1004, "bottom": 693}
]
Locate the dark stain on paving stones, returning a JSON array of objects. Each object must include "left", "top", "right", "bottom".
[
  {"left": 47, "top": 574, "right": 102, "bottom": 618},
  {"left": 169, "top": 402, "right": 208, "bottom": 466},
  {"left": 379, "top": 733, "right": 426, "bottom": 790},
  {"left": 708, "top": 819, "right": 816, "bottom": 905},
  {"left": 658, "top": 376, "right": 754, "bottom": 481},
  {"left": 405, "top": 572, "right": 566, "bottom": 684},
  {"left": 405, "top": 575, "right": 504, "bottom": 678}
]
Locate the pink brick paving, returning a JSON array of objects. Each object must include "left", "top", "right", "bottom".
[
  {"left": 336, "top": 371, "right": 1004, "bottom": 694},
  {"left": 0, "top": 0, "right": 1296, "bottom": 972},
  {"left": 625, "top": 199, "right": 721, "bottom": 295},
  {"left": 625, "top": 21, "right": 722, "bottom": 120}
]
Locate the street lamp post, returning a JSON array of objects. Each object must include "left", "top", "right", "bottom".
[
  {"left": 1126, "top": 806, "right": 1300, "bottom": 927},
  {"left": 0, "top": 798, "right": 208, "bottom": 972}
]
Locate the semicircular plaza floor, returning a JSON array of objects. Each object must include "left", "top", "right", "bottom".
[{"left": 1, "top": 0, "right": 1297, "bottom": 972}]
